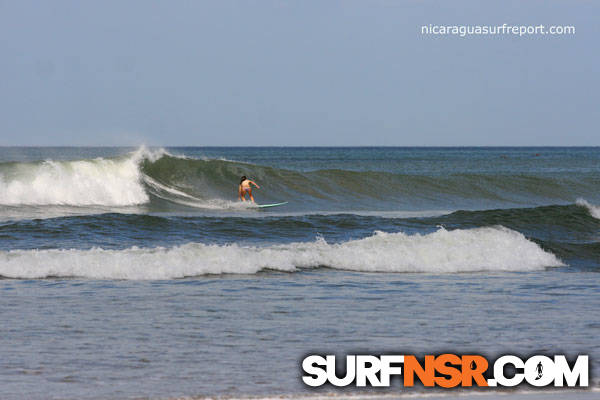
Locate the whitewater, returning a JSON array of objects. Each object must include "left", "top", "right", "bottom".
[
  {"left": 0, "top": 148, "right": 153, "bottom": 206},
  {"left": 0, "top": 227, "right": 564, "bottom": 279}
]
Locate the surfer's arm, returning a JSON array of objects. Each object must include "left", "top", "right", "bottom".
[
  {"left": 249, "top": 180, "right": 260, "bottom": 189},
  {"left": 238, "top": 185, "right": 243, "bottom": 199}
]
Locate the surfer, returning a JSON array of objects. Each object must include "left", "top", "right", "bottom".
[
  {"left": 535, "top": 361, "right": 543, "bottom": 380},
  {"left": 238, "top": 176, "right": 260, "bottom": 202}
]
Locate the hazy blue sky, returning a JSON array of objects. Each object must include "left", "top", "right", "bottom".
[{"left": 1, "top": 0, "right": 598, "bottom": 146}]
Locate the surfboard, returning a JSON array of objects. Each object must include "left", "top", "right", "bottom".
[{"left": 255, "top": 201, "right": 288, "bottom": 209}]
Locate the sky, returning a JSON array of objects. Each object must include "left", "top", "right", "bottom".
[{"left": 0, "top": 0, "right": 598, "bottom": 146}]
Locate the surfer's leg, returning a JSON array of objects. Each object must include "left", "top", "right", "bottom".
[{"left": 248, "top": 189, "right": 254, "bottom": 203}]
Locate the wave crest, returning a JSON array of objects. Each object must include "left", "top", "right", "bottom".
[
  {"left": 576, "top": 198, "right": 600, "bottom": 220},
  {"left": 0, "top": 227, "right": 563, "bottom": 279}
]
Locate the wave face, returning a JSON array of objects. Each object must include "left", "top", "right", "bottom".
[
  {"left": 1, "top": 147, "right": 600, "bottom": 213},
  {"left": 139, "top": 153, "right": 600, "bottom": 211},
  {"left": 0, "top": 227, "right": 563, "bottom": 279}
]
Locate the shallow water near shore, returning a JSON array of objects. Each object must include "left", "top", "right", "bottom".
[{"left": 1, "top": 270, "right": 599, "bottom": 399}]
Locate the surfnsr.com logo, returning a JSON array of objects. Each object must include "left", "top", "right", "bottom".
[{"left": 302, "top": 354, "right": 589, "bottom": 388}]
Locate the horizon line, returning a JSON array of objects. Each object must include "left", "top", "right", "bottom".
[{"left": 1, "top": 145, "right": 599, "bottom": 148}]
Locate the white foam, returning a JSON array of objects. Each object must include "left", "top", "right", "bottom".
[
  {"left": 576, "top": 198, "right": 600, "bottom": 219},
  {"left": 0, "top": 147, "right": 165, "bottom": 206},
  {"left": 0, "top": 227, "right": 563, "bottom": 280}
]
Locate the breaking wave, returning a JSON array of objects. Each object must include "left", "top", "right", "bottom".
[
  {"left": 0, "top": 146, "right": 598, "bottom": 213},
  {"left": 0, "top": 148, "right": 247, "bottom": 211},
  {"left": 0, "top": 227, "right": 563, "bottom": 279},
  {"left": 0, "top": 149, "right": 152, "bottom": 206},
  {"left": 576, "top": 198, "right": 600, "bottom": 220}
]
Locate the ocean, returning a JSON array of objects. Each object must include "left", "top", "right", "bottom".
[{"left": 0, "top": 147, "right": 598, "bottom": 400}]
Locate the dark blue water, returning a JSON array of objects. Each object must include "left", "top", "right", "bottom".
[{"left": 0, "top": 147, "right": 598, "bottom": 399}]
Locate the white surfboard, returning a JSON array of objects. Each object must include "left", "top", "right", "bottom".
[{"left": 255, "top": 201, "right": 288, "bottom": 209}]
